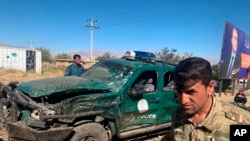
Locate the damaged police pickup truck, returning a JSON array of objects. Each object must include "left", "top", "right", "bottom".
[{"left": 0, "top": 51, "right": 179, "bottom": 141}]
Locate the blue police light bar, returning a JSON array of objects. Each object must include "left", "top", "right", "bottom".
[{"left": 124, "top": 50, "right": 156, "bottom": 59}]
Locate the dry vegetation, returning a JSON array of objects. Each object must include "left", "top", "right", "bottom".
[
  {"left": 0, "top": 61, "right": 97, "bottom": 90},
  {"left": 0, "top": 63, "right": 65, "bottom": 92}
]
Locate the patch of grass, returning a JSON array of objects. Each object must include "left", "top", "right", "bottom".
[
  {"left": 42, "top": 66, "right": 65, "bottom": 74},
  {"left": 41, "top": 64, "right": 65, "bottom": 77},
  {"left": 225, "top": 89, "right": 232, "bottom": 93},
  {"left": 5, "top": 69, "right": 23, "bottom": 73},
  {"left": 26, "top": 69, "right": 36, "bottom": 73}
]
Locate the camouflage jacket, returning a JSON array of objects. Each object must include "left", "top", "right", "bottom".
[{"left": 170, "top": 96, "right": 250, "bottom": 141}]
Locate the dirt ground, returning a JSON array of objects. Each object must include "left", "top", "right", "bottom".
[{"left": 215, "top": 90, "right": 250, "bottom": 107}]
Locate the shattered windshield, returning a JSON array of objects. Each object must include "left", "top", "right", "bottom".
[{"left": 81, "top": 60, "right": 135, "bottom": 92}]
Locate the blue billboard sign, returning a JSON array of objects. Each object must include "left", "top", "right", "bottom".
[{"left": 219, "top": 21, "right": 250, "bottom": 79}]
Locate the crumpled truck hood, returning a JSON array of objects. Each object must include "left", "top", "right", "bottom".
[{"left": 17, "top": 76, "right": 110, "bottom": 97}]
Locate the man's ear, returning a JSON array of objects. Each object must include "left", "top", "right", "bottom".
[{"left": 207, "top": 80, "right": 215, "bottom": 96}]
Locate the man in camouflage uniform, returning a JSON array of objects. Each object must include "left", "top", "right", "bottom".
[{"left": 169, "top": 57, "right": 250, "bottom": 141}]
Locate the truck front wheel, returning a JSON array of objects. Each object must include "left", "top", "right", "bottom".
[{"left": 70, "top": 123, "right": 109, "bottom": 141}]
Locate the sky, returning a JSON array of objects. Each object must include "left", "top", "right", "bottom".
[{"left": 1, "top": 0, "right": 250, "bottom": 63}]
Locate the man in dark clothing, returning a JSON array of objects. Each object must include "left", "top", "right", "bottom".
[
  {"left": 234, "top": 90, "right": 247, "bottom": 105},
  {"left": 65, "top": 54, "right": 84, "bottom": 76}
]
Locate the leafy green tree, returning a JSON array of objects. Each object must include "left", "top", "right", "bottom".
[
  {"left": 36, "top": 47, "right": 53, "bottom": 63},
  {"left": 179, "top": 52, "right": 194, "bottom": 61},
  {"left": 156, "top": 47, "right": 193, "bottom": 64},
  {"left": 96, "top": 52, "right": 113, "bottom": 61},
  {"left": 55, "top": 53, "right": 71, "bottom": 60}
]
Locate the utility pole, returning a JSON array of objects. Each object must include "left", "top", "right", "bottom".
[
  {"left": 29, "top": 39, "right": 34, "bottom": 49},
  {"left": 85, "top": 19, "right": 99, "bottom": 62}
]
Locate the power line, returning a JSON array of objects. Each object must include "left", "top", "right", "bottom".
[{"left": 84, "top": 19, "right": 100, "bottom": 62}]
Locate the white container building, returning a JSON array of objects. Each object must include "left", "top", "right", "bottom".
[{"left": 0, "top": 44, "right": 41, "bottom": 74}]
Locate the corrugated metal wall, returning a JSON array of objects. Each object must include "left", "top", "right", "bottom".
[{"left": 0, "top": 46, "right": 41, "bottom": 74}]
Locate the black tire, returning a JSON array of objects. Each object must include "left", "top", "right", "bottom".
[{"left": 70, "top": 123, "right": 109, "bottom": 141}]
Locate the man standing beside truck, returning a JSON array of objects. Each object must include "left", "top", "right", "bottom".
[{"left": 65, "top": 54, "right": 84, "bottom": 76}]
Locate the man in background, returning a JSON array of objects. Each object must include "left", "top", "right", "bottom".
[
  {"left": 65, "top": 54, "right": 84, "bottom": 76},
  {"left": 234, "top": 90, "right": 247, "bottom": 106}
]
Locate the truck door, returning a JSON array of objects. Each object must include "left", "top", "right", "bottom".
[
  {"left": 119, "top": 70, "right": 161, "bottom": 131},
  {"left": 158, "top": 71, "right": 179, "bottom": 124}
]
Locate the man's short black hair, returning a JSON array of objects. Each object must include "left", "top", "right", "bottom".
[
  {"left": 73, "top": 54, "right": 81, "bottom": 60},
  {"left": 173, "top": 57, "right": 212, "bottom": 90}
]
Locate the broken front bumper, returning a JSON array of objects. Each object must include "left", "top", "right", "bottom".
[
  {"left": 6, "top": 122, "right": 73, "bottom": 141},
  {"left": 1, "top": 83, "right": 74, "bottom": 141}
]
